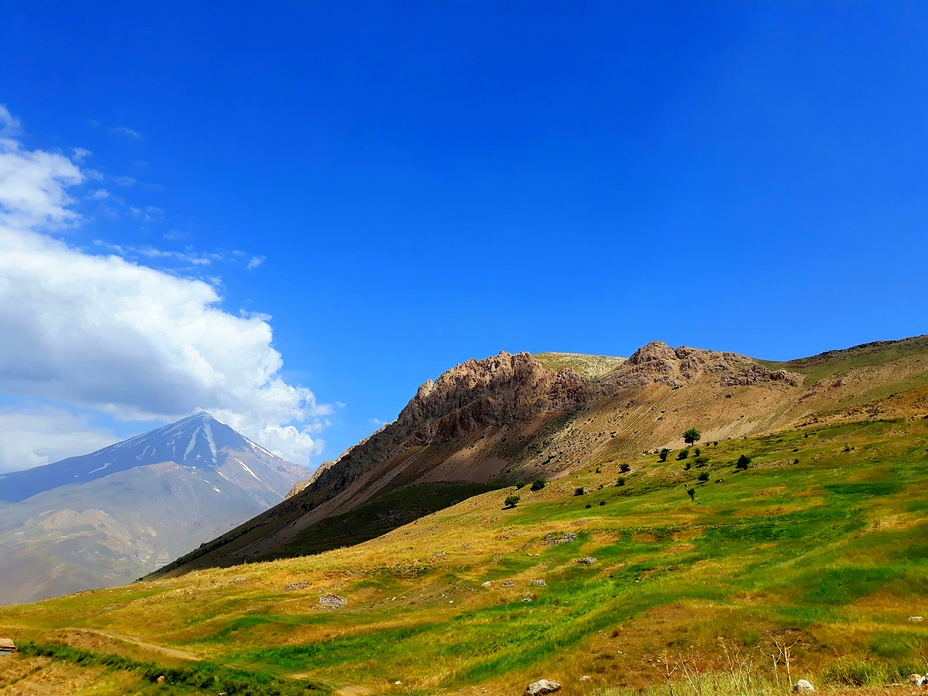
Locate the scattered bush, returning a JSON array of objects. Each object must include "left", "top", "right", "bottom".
[
  {"left": 504, "top": 495, "right": 520, "bottom": 509},
  {"left": 659, "top": 448, "right": 670, "bottom": 462},
  {"left": 616, "top": 477, "right": 626, "bottom": 487},
  {"left": 574, "top": 487, "right": 585, "bottom": 496},
  {"left": 585, "top": 503, "right": 592, "bottom": 508},
  {"left": 684, "top": 462, "right": 691, "bottom": 470},
  {"left": 736, "top": 454, "right": 752, "bottom": 470},
  {"left": 677, "top": 449, "right": 690, "bottom": 460},
  {"left": 515, "top": 481, "right": 526, "bottom": 489},
  {"left": 620, "top": 463, "right": 631, "bottom": 473},
  {"left": 687, "top": 487, "right": 696, "bottom": 501},
  {"left": 530, "top": 478, "right": 546, "bottom": 491},
  {"left": 599, "top": 500, "right": 605, "bottom": 506},
  {"left": 698, "top": 471, "right": 710, "bottom": 482},
  {"left": 695, "top": 455, "right": 710, "bottom": 466},
  {"left": 595, "top": 467, "right": 601, "bottom": 474},
  {"left": 693, "top": 447, "right": 701, "bottom": 456},
  {"left": 683, "top": 427, "right": 701, "bottom": 445}
]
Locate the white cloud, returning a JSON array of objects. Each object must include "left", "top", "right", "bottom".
[
  {"left": 247, "top": 255, "right": 265, "bottom": 270},
  {"left": 0, "top": 109, "right": 327, "bottom": 468},
  {"left": 89, "top": 188, "right": 110, "bottom": 199},
  {"left": 112, "top": 175, "right": 136, "bottom": 187},
  {"left": 71, "top": 147, "right": 92, "bottom": 162},
  {"left": 111, "top": 126, "right": 141, "bottom": 138},
  {"left": 0, "top": 127, "right": 82, "bottom": 230},
  {"left": 0, "top": 106, "right": 22, "bottom": 137},
  {"left": 0, "top": 407, "right": 117, "bottom": 473}
]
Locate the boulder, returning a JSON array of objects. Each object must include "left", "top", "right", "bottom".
[
  {"left": 909, "top": 616, "right": 924, "bottom": 622},
  {"left": 576, "top": 557, "right": 597, "bottom": 565},
  {"left": 529, "top": 579, "right": 547, "bottom": 587},
  {"left": 792, "top": 679, "right": 814, "bottom": 693},
  {"left": 524, "top": 679, "right": 562, "bottom": 695},
  {"left": 318, "top": 593, "right": 347, "bottom": 609},
  {"left": 481, "top": 581, "right": 492, "bottom": 587}
]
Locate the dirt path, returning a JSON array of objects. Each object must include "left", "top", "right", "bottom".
[
  {"left": 0, "top": 624, "right": 200, "bottom": 662},
  {"left": 71, "top": 628, "right": 201, "bottom": 661}
]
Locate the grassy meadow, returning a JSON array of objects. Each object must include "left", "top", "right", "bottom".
[{"left": 1, "top": 417, "right": 927, "bottom": 695}]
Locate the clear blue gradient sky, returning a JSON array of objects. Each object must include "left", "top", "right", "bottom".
[{"left": 2, "top": 2, "right": 926, "bottom": 466}]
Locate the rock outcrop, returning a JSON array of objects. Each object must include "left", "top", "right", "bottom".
[{"left": 601, "top": 341, "right": 801, "bottom": 390}]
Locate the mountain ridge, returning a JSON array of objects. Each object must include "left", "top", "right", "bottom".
[{"left": 153, "top": 334, "right": 928, "bottom": 577}]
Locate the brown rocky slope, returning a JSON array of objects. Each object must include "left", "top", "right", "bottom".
[{"left": 151, "top": 335, "right": 928, "bottom": 576}]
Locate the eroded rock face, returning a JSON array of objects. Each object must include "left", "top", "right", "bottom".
[
  {"left": 292, "top": 352, "right": 591, "bottom": 511},
  {"left": 604, "top": 342, "right": 802, "bottom": 390},
  {"left": 397, "top": 351, "right": 591, "bottom": 442}
]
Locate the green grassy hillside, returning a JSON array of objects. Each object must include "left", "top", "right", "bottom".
[{"left": 2, "top": 416, "right": 927, "bottom": 695}]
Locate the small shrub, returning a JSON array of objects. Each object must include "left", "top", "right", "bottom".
[
  {"left": 504, "top": 495, "right": 520, "bottom": 509},
  {"left": 693, "top": 447, "right": 700, "bottom": 456},
  {"left": 515, "top": 481, "right": 526, "bottom": 489},
  {"left": 694, "top": 455, "right": 710, "bottom": 466},
  {"left": 574, "top": 487, "right": 585, "bottom": 496},
  {"left": 736, "top": 454, "right": 751, "bottom": 470},
  {"left": 677, "top": 449, "right": 690, "bottom": 460},
  {"left": 683, "top": 427, "right": 701, "bottom": 445},
  {"left": 616, "top": 477, "right": 626, "bottom": 487},
  {"left": 659, "top": 448, "right": 670, "bottom": 462},
  {"left": 794, "top": 458, "right": 800, "bottom": 464},
  {"left": 595, "top": 467, "right": 601, "bottom": 474},
  {"left": 684, "top": 462, "right": 691, "bottom": 470},
  {"left": 686, "top": 487, "right": 696, "bottom": 501},
  {"left": 599, "top": 500, "right": 605, "bottom": 506},
  {"left": 698, "top": 471, "right": 710, "bottom": 482},
  {"left": 620, "top": 463, "right": 631, "bottom": 473},
  {"left": 530, "top": 478, "right": 546, "bottom": 491}
]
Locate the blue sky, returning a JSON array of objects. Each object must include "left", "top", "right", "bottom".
[{"left": 1, "top": 1, "right": 927, "bottom": 470}]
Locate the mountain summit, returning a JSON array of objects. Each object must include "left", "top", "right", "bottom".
[
  {"left": 0, "top": 413, "right": 308, "bottom": 604},
  {"left": 0, "top": 412, "right": 301, "bottom": 504}
]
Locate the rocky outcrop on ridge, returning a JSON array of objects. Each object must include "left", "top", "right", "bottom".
[{"left": 601, "top": 341, "right": 802, "bottom": 390}]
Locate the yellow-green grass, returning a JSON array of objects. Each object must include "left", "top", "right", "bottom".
[
  {"left": 2, "top": 419, "right": 927, "bottom": 695},
  {"left": 533, "top": 352, "right": 627, "bottom": 380}
]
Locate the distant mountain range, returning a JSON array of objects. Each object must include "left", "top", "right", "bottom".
[{"left": 0, "top": 413, "right": 308, "bottom": 604}]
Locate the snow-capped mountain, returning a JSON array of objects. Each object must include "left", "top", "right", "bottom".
[
  {"left": 0, "top": 412, "right": 305, "bottom": 504},
  {"left": 0, "top": 413, "right": 309, "bottom": 604}
]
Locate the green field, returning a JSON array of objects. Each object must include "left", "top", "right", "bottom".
[{"left": 2, "top": 417, "right": 927, "bottom": 695}]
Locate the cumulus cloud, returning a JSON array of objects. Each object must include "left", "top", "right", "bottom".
[
  {"left": 247, "top": 255, "right": 265, "bottom": 270},
  {"left": 0, "top": 128, "right": 82, "bottom": 230},
  {"left": 0, "top": 108, "right": 327, "bottom": 469}
]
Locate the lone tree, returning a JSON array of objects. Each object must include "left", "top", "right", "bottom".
[
  {"left": 504, "top": 495, "right": 520, "bottom": 509},
  {"left": 659, "top": 448, "right": 671, "bottom": 462},
  {"left": 736, "top": 454, "right": 752, "bottom": 470},
  {"left": 620, "top": 463, "right": 631, "bottom": 473},
  {"left": 683, "top": 428, "right": 702, "bottom": 445},
  {"left": 687, "top": 487, "right": 696, "bottom": 501},
  {"left": 530, "top": 478, "right": 547, "bottom": 491}
]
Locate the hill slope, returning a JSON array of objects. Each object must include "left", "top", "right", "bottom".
[
  {"left": 153, "top": 335, "right": 928, "bottom": 577},
  {"left": 0, "top": 413, "right": 307, "bottom": 604},
  {"left": 1, "top": 410, "right": 926, "bottom": 695}
]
